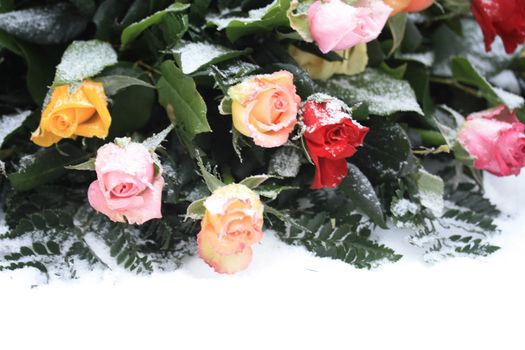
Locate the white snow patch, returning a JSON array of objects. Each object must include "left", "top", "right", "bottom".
[
  {"left": 1, "top": 173, "right": 525, "bottom": 350},
  {"left": 0, "top": 110, "right": 31, "bottom": 148}
]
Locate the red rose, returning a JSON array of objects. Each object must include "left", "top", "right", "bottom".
[
  {"left": 302, "top": 95, "right": 369, "bottom": 189},
  {"left": 472, "top": 0, "right": 525, "bottom": 54}
]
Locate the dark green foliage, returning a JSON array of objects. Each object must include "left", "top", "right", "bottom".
[{"left": 277, "top": 212, "right": 401, "bottom": 269}]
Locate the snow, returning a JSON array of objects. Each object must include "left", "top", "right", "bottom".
[
  {"left": 1, "top": 172, "right": 524, "bottom": 350},
  {"left": 54, "top": 40, "right": 117, "bottom": 84},
  {"left": 0, "top": 110, "right": 31, "bottom": 148},
  {"left": 172, "top": 42, "right": 243, "bottom": 74},
  {"left": 326, "top": 68, "right": 423, "bottom": 116},
  {"left": 207, "top": 1, "right": 276, "bottom": 30}
]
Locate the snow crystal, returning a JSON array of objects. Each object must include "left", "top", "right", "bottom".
[
  {"left": 207, "top": 1, "right": 276, "bottom": 29},
  {"left": 0, "top": 110, "right": 31, "bottom": 148},
  {"left": 326, "top": 69, "right": 423, "bottom": 116},
  {"left": 397, "top": 52, "right": 435, "bottom": 67},
  {"left": 391, "top": 199, "right": 419, "bottom": 217},
  {"left": 0, "top": 3, "right": 84, "bottom": 44},
  {"left": 172, "top": 42, "right": 241, "bottom": 74},
  {"left": 493, "top": 87, "right": 524, "bottom": 111},
  {"left": 54, "top": 40, "right": 117, "bottom": 84},
  {"left": 433, "top": 19, "right": 516, "bottom": 77},
  {"left": 489, "top": 70, "right": 521, "bottom": 95},
  {"left": 269, "top": 147, "right": 302, "bottom": 177}
]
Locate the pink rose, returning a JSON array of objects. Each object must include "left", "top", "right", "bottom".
[
  {"left": 457, "top": 105, "right": 525, "bottom": 177},
  {"left": 197, "top": 184, "right": 264, "bottom": 274},
  {"left": 308, "top": 0, "right": 392, "bottom": 54},
  {"left": 228, "top": 71, "right": 300, "bottom": 148},
  {"left": 88, "top": 141, "right": 164, "bottom": 224}
]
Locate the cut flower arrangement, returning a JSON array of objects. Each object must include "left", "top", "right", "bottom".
[{"left": 0, "top": 0, "right": 524, "bottom": 278}]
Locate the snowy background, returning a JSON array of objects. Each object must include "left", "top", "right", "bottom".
[{"left": 1, "top": 172, "right": 524, "bottom": 350}]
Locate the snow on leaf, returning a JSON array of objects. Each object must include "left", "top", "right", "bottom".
[
  {"left": 321, "top": 68, "right": 423, "bottom": 116},
  {"left": 0, "top": 110, "right": 31, "bottom": 149},
  {"left": 171, "top": 41, "right": 249, "bottom": 74},
  {"left": 54, "top": 40, "right": 118, "bottom": 85}
]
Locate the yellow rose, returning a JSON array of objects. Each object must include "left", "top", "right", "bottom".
[
  {"left": 31, "top": 81, "right": 112, "bottom": 147},
  {"left": 288, "top": 44, "right": 368, "bottom": 81}
]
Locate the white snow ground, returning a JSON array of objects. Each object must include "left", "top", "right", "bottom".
[{"left": 1, "top": 173, "right": 524, "bottom": 350}]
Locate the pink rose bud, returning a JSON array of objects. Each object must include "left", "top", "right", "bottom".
[
  {"left": 88, "top": 141, "right": 164, "bottom": 224},
  {"left": 308, "top": 0, "right": 392, "bottom": 54},
  {"left": 197, "top": 184, "right": 264, "bottom": 274},
  {"left": 457, "top": 105, "right": 525, "bottom": 177}
]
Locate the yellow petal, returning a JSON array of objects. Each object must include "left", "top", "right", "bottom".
[
  {"left": 80, "top": 81, "right": 111, "bottom": 138},
  {"left": 75, "top": 113, "right": 109, "bottom": 138},
  {"left": 30, "top": 127, "right": 62, "bottom": 148}
]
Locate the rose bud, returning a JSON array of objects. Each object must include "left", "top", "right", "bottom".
[
  {"left": 197, "top": 184, "right": 264, "bottom": 274},
  {"left": 307, "top": 0, "right": 392, "bottom": 54},
  {"left": 31, "top": 81, "right": 111, "bottom": 147},
  {"left": 472, "top": 0, "right": 525, "bottom": 54},
  {"left": 457, "top": 105, "right": 525, "bottom": 177},
  {"left": 302, "top": 94, "right": 369, "bottom": 189},
  {"left": 227, "top": 70, "right": 301, "bottom": 148},
  {"left": 288, "top": 43, "right": 368, "bottom": 81},
  {"left": 88, "top": 141, "right": 164, "bottom": 225}
]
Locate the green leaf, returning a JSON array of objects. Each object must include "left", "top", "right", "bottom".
[
  {"left": 0, "top": 32, "right": 57, "bottom": 103},
  {"left": 0, "top": 0, "right": 13, "bottom": 13},
  {"left": 0, "top": 3, "right": 89, "bottom": 44},
  {"left": 171, "top": 41, "right": 250, "bottom": 74},
  {"left": 387, "top": 13, "right": 407, "bottom": 57},
  {"left": 351, "top": 120, "right": 415, "bottom": 183},
  {"left": 416, "top": 169, "right": 444, "bottom": 217},
  {"left": 109, "top": 83, "right": 155, "bottom": 136},
  {"left": 450, "top": 57, "right": 524, "bottom": 110},
  {"left": 254, "top": 184, "right": 297, "bottom": 200},
  {"left": 239, "top": 175, "right": 273, "bottom": 189},
  {"left": 95, "top": 75, "right": 154, "bottom": 96},
  {"left": 0, "top": 110, "right": 32, "bottom": 149},
  {"left": 69, "top": 0, "right": 96, "bottom": 16},
  {"left": 185, "top": 198, "right": 206, "bottom": 220},
  {"left": 432, "top": 19, "right": 518, "bottom": 78},
  {"left": 64, "top": 158, "right": 96, "bottom": 171},
  {"left": 340, "top": 164, "right": 386, "bottom": 228},
  {"left": 321, "top": 68, "right": 423, "bottom": 116},
  {"left": 120, "top": 3, "right": 190, "bottom": 49},
  {"left": 157, "top": 60, "right": 211, "bottom": 138},
  {"left": 8, "top": 144, "right": 87, "bottom": 192},
  {"left": 286, "top": 0, "right": 315, "bottom": 42},
  {"left": 207, "top": 0, "right": 291, "bottom": 42},
  {"left": 142, "top": 124, "right": 174, "bottom": 151},
  {"left": 54, "top": 40, "right": 118, "bottom": 85}
]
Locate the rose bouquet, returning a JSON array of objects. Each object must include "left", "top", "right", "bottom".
[{"left": 0, "top": 0, "right": 524, "bottom": 278}]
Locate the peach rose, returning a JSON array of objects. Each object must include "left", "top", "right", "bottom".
[
  {"left": 197, "top": 184, "right": 264, "bottom": 274},
  {"left": 31, "top": 81, "right": 111, "bottom": 147},
  {"left": 384, "top": 0, "right": 433, "bottom": 16},
  {"left": 88, "top": 141, "right": 164, "bottom": 225},
  {"left": 307, "top": 0, "right": 392, "bottom": 54},
  {"left": 228, "top": 71, "right": 300, "bottom": 148}
]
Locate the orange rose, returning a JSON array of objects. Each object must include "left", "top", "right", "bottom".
[
  {"left": 197, "top": 184, "right": 264, "bottom": 274},
  {"left": 31, "top": 81, "right": 111, "bottom": 147},
  {"left": 228, "top": 71, "right": 300, "bottom": 148},
  {"left": 384, "top": 0, "right": 433, "bottom": 16}
]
